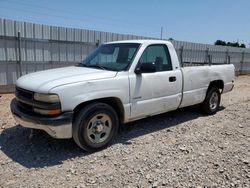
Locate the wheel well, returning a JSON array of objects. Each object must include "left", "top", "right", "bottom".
[
  {"left": 208, "top": 80, "right": 224, "bottom": 93},
  {"left": 73, "top": 97, "right": 125, "bottom": 124}
]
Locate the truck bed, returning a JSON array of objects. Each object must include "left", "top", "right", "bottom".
[{"left": 179, "top": 64, "right": 235, "bottom": 108}]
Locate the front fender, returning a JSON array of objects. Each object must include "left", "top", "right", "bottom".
[{"left": 50, "top": 78, "right": 129, "bottom": 112}]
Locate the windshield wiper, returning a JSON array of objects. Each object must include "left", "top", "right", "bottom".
[
  {"left": 86, "top": 64, "right": 106, "bottom": 70},
  {"left": 76, "top": 63, "right": 88, "bottom": 67},
  {"left": 77, "top": 63, "right": 115, "bottom": 71},
  {"left": 77, "top": 63, "right": 105, "bottom": 70}
]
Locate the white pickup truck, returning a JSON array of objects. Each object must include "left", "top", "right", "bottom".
[{"left": 11, "top": 40, "right": 235, "bottom": 151}]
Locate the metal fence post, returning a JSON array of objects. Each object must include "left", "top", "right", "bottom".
[
  {"left": 96, "top": 39, "right": 100, "bottom": 47},
  {"left": 225, "top": 49, "right": 229, "bottom": 64},
  {"left": 190, "top": 48, "right": 193, "bottom": 66},
  {"left": 205, "top": 48, "right": 209, "bottom": 64},
  {"left": 17, "top": 31, "right": 22, "bottom": 77},
  {"left": 240, "top": 51, "right": 245, "bottom": 75},
  {"left": 208, "top": 54, "right": 212, "bottom": 66},
  {"left": 180, "top": 46, "right": 184, "bottom": 67}
]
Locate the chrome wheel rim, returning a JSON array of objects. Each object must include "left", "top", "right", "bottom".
[
  {"left": 86, "top": 113, "right": 112, "bottom": 144},
  {"left": 209, "top": 92, "right": 219, "bottom": 110}
]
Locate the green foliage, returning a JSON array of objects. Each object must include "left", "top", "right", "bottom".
[
  {"left": 215, "top": 40, "right": 246, "bottom": 48},
  {"left": 215, "top": 40, "right": 226, "bottom": 46},
  {"left": 240, "top": 44, "right": 246, "bottom": 48}
]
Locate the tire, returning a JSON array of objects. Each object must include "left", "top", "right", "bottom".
[
  {"left": 201, "top": 87, "right": 221, "bottom": 115},
  {"left": 72, "top": 103, "right": 119, "bottom": 152}
]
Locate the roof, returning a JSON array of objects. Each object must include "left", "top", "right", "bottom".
[{"left": 105, "top": 39, "right": 173, "bottom": 45}]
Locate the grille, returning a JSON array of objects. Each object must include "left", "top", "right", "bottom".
[
  {"left": 17, "top": 100, "right": 33, "bottom": 113},
  {"left": 15, "top": 87, "right": 34, "bottom": 112},
  {"left": 15, "top": 87, "right": 33, "bottom": 100},
  {"left": 15, "top": 87, "right": 61, "bottom": 116}
]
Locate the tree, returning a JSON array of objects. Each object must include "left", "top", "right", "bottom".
[
  {"left": 215, "top": 40, "right": 226, "bottom": 46},
  {"left": 240, "top": 44, "right": 246, "bottom": 48},
  {"left": 215, "top": 40, "right": 246, "bottom": 48}
]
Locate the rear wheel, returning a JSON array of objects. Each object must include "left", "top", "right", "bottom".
[
  {"left": 201, "top": 87, "right": 221, "bottom": 115},
  {"left": 73, "top": 103, "right": 119, "bottom": 151}
]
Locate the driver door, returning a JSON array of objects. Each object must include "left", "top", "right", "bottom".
[{"left": 129, "top": 44, "right": 182, "bottom": 119}]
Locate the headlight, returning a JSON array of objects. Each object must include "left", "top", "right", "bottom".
[{"left": 34, "top": 93, "right": 60, "bottom": 103}]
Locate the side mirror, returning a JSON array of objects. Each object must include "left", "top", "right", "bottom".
[{"left": 135, "top": 62, "right": 156, "bottom": 74}]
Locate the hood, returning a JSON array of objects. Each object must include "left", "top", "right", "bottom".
[{"left": 16, "top": 66, "right": 117, "bottom": 93}]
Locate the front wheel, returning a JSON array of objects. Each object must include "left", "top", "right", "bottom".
[
  {"left": 201, "top": 87, "right": 221, "bottom": 115},
  {"left": 73, "top": 103, "right": 119, "bottom": 151}
]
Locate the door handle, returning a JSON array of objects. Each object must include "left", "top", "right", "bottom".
[{"left": 169, "top": 76, "right": 176, "bottom": 82}]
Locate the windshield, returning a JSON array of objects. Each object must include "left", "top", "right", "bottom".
[{"left": 79, "top": 43, "right": 140, "bottom": 71}]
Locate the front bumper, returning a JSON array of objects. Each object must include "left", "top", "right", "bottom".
[{"left": 11, "top": 99, "right": 73, "bottom": 139}]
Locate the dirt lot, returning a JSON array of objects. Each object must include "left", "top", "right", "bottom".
[{"left": 0, "top": 76, "right": 250, "bottom": 188}]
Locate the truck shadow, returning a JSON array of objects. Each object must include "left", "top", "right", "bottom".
[
  {"left": 0, "top": 105, "right": 225, "bottom": 168},
  {"left": 117, "top": 105, "right": 225, "bottom": 144}
]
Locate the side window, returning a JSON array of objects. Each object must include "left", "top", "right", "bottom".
[{"left": 139, "top": 44, "right": 172, "bottom": 71}]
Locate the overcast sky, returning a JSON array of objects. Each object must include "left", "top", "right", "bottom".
[{"left": 0, "top": 0, "right": 249, "bottom": 46}]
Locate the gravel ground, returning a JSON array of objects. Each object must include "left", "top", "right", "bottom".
[{"left": 0, "top": 76, "right": 250, "bottom": 188}]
